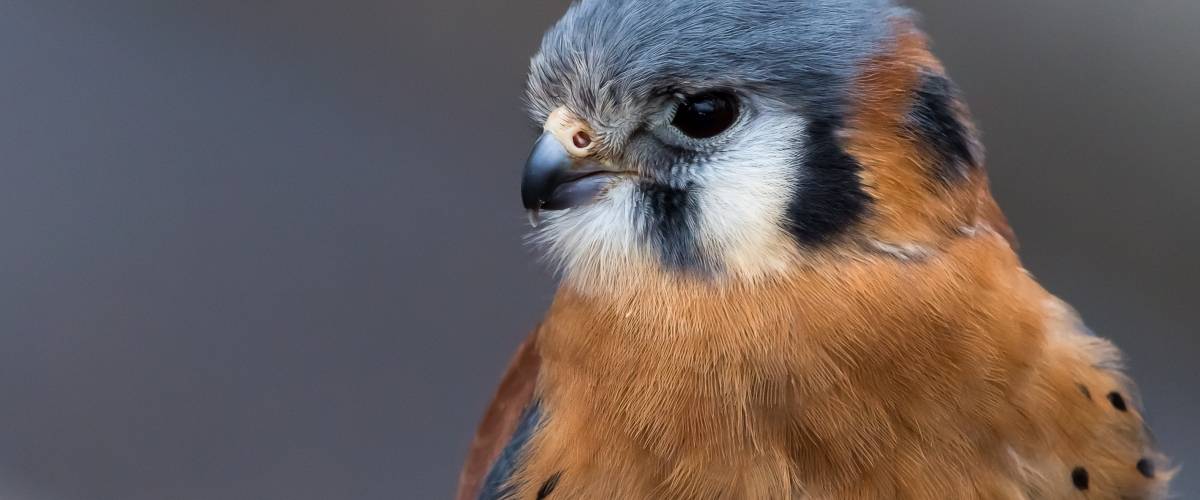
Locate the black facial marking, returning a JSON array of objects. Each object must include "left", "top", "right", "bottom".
[
  {"left": 1071, "top": 467, "right": 1090, "bottom": 490},
  {"left": 784, "top": 118, "right": 871, "bottom": 245},
  {"left": 907, "top": 73, "right": 977, "bottom": 183},
  {"left": 1108, "top": 391, "right": 1129, "bottom": 412},
  {"left": 537, "top": 472, "right": 563, "bottom": 499},
  {"left": 639, "top": 181, "right": 705, "bottom": 270},
  {"left": 1137, "top": 458, "right": 1156, "bottom": 478}
]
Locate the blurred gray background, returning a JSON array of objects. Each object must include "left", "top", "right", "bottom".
[{"left": 0, "top": 1, "right": 1195, "bottom": 499}]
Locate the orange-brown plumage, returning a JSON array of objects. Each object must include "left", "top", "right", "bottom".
[
  {"left": 460, "top": 6, "right": 1169, "bottom": 500},
  {"left": 463, "top": 230, "right": 1169, "bottom": 498}
]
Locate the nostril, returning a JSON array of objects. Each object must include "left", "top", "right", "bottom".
[{"left": 572, "top": 131, "right": 592, "bottom": 149}]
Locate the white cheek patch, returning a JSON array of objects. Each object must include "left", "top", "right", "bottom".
[
  {"left": 528, "top": 180, "right": 653, "bottom": 282},
  {"left": 691, "top": 112, "right": 806, "bottom": 278},
  {"left": 529, "top": 110, "right": 807, "bottom": 286}
]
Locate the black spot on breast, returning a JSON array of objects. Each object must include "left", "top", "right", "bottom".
[
  {"left": 1077, "top": 383, "right": 1092, "bottom": 400},
  {"left": 1108, "top": 391, "right": 1128, "bottom": 412},
  {"left": 1071, "top": 467, "right": 1090, "bottom": 490},
  {"left": 537, "top": 471, "right": 563, "bottom": 499},
  {"left": 1137, "top": 458, "right": 1156, "bottom": 478},
  {"left": 784, "top": 118, "right": 870, "bottom": 246},
  {"left": 906, "top": 73, "right": 977, "bottom": 183}
]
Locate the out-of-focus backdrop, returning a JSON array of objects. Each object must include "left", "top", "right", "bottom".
[{"left": 0, "top": 1, "right": 1195, "bottom": 498}]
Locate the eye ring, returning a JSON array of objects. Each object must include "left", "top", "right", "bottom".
[{"left": 670, "top": 91, "right": 740, "bottom": 139}]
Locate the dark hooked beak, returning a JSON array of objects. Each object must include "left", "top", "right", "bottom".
[{"left": 521, "top": 132, "right": 619, "bottom": 218}]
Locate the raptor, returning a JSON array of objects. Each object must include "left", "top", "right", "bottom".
[{"left": 459, "top": 1, "right": 1171, "bottom": 498}]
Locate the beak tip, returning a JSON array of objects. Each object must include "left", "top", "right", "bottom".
[{"left": 521, "top": 132, "right": 570, "bottom": 216}]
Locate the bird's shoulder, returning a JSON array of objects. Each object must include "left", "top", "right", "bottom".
[
  {"left": 1004, "top": 297, "right": 1172, "bottom": 498},
  {"left": 456, "top": 330, "right": 541, "bottom": 500}
]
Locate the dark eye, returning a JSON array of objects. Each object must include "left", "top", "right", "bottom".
[{"left": 671, "top": 92, "right": 740, "bottom": 139}]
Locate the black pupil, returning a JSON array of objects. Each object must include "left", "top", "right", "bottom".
[{"left": 672, "top": 93, "right": 739, "bottom": 139}]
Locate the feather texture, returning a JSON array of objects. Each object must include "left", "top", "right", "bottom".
[
  {"left": 478, "top": 232, "right": 1168, "bottom": 499},
  {"left": 459, "top": 7, "right": 1169, "bottom": 500}
]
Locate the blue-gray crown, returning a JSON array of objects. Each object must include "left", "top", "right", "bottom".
[{"left": 527, "top": 0, "right": 904, "bottom": 125}]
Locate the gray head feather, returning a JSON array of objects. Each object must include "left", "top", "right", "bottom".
[
  {"left": 522, "top": 0, "right": 915, "bottom": 281},
  {"left": 527, "top": 0, "right": 905, "bottom": 127}
]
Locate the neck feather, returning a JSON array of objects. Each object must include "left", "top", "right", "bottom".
[{"left": 521, "top": 229, "right": 1046, "bottom": 494}]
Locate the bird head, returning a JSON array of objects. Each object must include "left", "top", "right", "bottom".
[{"left": 521, "top": 0, "right": 1012, "bottom": 290}]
